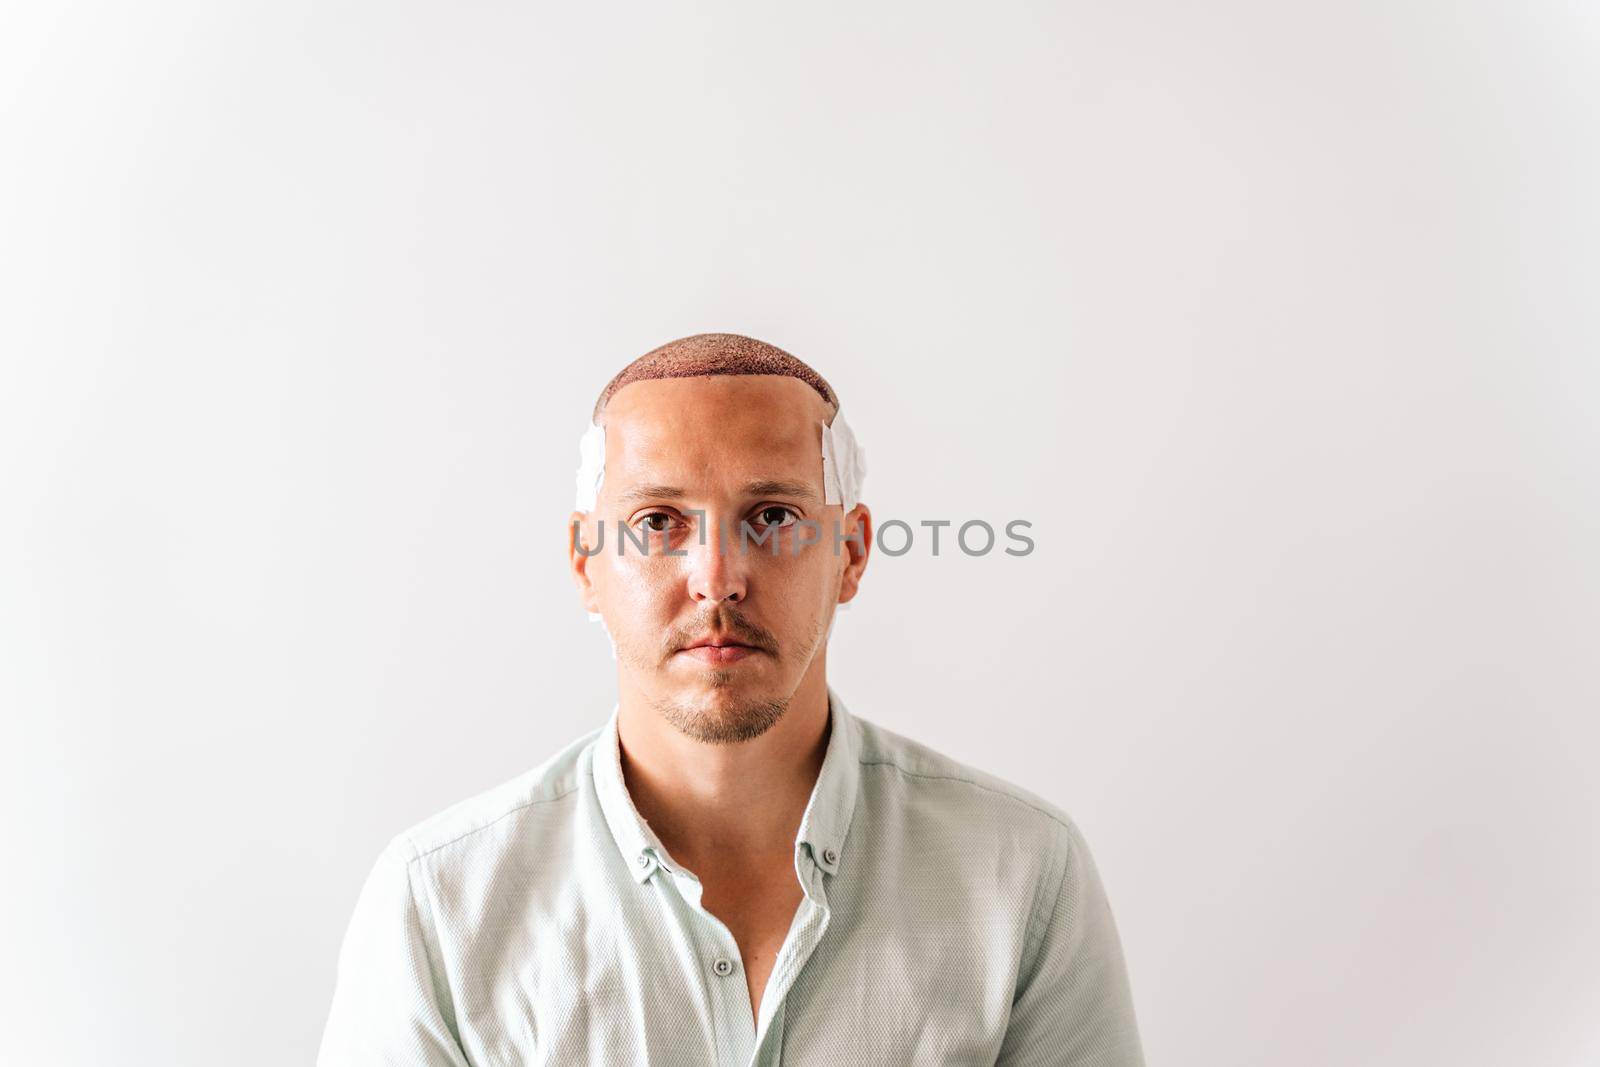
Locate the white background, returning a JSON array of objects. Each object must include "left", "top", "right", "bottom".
[{"left": 4, "top": 3, "right": 1597, "bottom": 1064}]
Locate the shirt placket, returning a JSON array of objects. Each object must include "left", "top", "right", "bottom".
[
  {"left": 748, "top": 847, "right": 832, "bottom": 1067},
  {"left": 644, "top": 851, "right": 758, "bottom": 1066},
  {"left": 643, "top": 845, "right": 834, "bottom": 1067}
]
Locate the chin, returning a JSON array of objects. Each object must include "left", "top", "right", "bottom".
[
  {"left": 679, "top": 669, "right": 759, "bottom": 699},
  {"left": 654, "top": 682, "right": 790, "bottom": 745}
]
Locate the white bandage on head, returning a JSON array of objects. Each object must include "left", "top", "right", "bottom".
[
  {"left": 575, "top": 420, "right": 607, "bottom": 513},
  {"left": 820, "top": 410, "right": 866, "bottom": 617},
  {"left": 820, "top": 410, "right": 866, "bottom": 513}
]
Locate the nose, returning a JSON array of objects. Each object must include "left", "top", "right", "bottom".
[{"left": 685, "top": 522, "right": 748, "bottom": 604}]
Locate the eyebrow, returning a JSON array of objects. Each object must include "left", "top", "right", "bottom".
[{"left": 614, "top": 479, "right": 821, "bottom": 508}]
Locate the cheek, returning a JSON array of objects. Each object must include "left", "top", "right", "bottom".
[
  {"left": 598, "top": 555, "right": 681, "bottom": 622},
  {"left": 749, "top": 552, "right": 834, "bottom": 618}
]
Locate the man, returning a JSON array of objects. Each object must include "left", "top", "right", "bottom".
[{"left": 318, "top": 333, "right": 1146, "bottom": 1065}]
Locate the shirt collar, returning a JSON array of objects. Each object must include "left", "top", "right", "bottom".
[{"left": 593, "top": 684, "right": 862, "bottom": 886}]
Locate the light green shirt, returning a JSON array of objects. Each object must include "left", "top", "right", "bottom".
[{"left": 318, "top": 687, "right": 1145, "bottom": 1065}]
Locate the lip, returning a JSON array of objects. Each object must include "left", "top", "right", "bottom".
[
  {"left": 677, "top": 637, "right": 760, "bottom": 665},
  {"left": 679, "top": 645, "right": 755, "bottom": 664}
]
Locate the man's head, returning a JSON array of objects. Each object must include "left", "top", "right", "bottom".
[{"left": 568, "top": 333, "right": 871, "bottom": 744}]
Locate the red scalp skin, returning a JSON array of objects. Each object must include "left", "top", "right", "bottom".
[{"left": 593, "top": 333, "right": 838, "bottom": 421}]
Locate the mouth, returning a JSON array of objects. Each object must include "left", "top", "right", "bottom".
[{"left": 676, "top": 636, "right": 762, "bottom": 665}]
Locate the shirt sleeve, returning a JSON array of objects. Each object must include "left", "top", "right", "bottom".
[
  {"left": 995, "top": 818, "right": 1146, "bottom": 1066},
  {"left": 317, "top": 837, "right": 471, "bottom": 1067}
]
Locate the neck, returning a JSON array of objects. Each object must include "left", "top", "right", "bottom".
[{"left": 615, "top": 666, "right": 831, "bottom": 870}]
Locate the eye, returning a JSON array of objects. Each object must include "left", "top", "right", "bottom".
[
  {"left": 636, "top": 511, "right": 678, "bottom": 533},
  {"left": 756, "top": 505, "right": 799, "bottom": 528}
]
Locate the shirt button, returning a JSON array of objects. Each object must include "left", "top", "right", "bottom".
[
  {"left": 636, "top": 854, "right": 650, "bottom": 869},
  {"left": 822, "top": 847, "right": 838, "bottom": 865},
  {"left": 712, "top": 957, "right": 735, "bottom": 977}
]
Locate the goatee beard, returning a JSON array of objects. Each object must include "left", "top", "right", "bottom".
[{"left": 654, "top": 683, "right": 789, "bottom": 744}]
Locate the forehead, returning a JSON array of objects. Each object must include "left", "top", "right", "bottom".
[{"left": 601, "top": 375, "right": 833, "bottom": 495}]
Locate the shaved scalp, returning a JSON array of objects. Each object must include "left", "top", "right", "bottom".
[{"left": 593, "top": 333, "right": 838, "bottom": 422}]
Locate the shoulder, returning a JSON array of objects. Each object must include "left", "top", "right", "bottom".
[
  {"left": 385, "top": 723, "right": 601, "bottom": 867},
  {"left": 846, "top": 713, "right": 1099, "bottom": 966},
  {"left": 852, "top": 713, "right": 1084, "bottom": 856}
]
